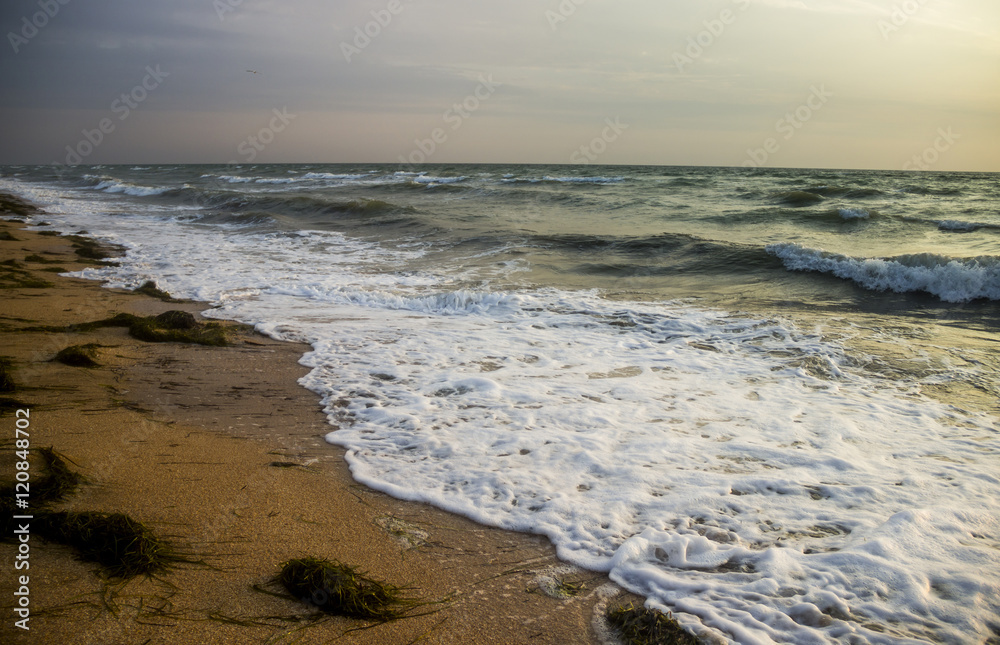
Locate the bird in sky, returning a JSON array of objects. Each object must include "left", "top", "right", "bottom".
[{"left": 246, "top": 69, "right": 259, "bottom": 74}]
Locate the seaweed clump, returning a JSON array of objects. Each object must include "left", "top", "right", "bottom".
[
  {"left": 54, "top": 343, "right": 101, "bottom": 368},
  {"left": 0, "top": 193, "right": 39, "bottom": 219},
  {"left": 24, "top": 253, "right": 61, "bottom": 264},
  {"left": 0, "top": 262, "right": 54, "bottom": 289},
  {"left": 1, "top": 447, "right": 81, "bottom": 535},
  {"left": 36, "top": 511, "right": 179, "bottom": 579},
  {"left": 606, "top": 602, "right": 701, "bottom": 645},
  {"left": 30, "top": 446, "right": 83, "bottom": 505},
  {"left": 82, "top": 311, "right": 228, "bottom": 346},
  {"left": 0, "top": 230, "right": 19, "bottom": 241},
  {"left": 0, "top": 356, "right": 15, "bottom": 392},
  {"left": 0, "top": 447, "right": 186, "bottom": 579},
  {"left": 276, "top": 557, "right": 421, "bottom": 622},
  {"left": 66, "top": 234, "right": 119, "bottom": 261},
  {"left": 133, "top": 280, "right": 179, "bottom": 302},
  {"left": 0, "top": 397, "right": 27, "bottom": 414}
]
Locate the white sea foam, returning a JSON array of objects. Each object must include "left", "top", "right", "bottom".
[
  {"left": 937, "top": 219, "right": 987, "bottom": 232},
  {"left": 300, "top": 172, "right": 372, "bottom": 181},
  {"left": 767, "top": 242, "right": 1000, "bottom": 303},
  {"left": 837, "top": 208, "right": 869, "bottom": 220},
  {"left": 85, "top": 177, "right": 171, "bottom": 197},
  {"left": 412, "top": 175, "right": 467, "bottom": 185},
  {"left": 546, "top": 176, "right": 623, "bottom": 183},
  {"left": 4, "top": 176, "right": 998, "bottom": 645}
]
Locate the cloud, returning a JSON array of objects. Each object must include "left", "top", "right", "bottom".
[{"left": 0, "top": 0, "right": 997, "bottom": 169}]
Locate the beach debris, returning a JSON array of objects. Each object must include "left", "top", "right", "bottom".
[
  {"left": 374, "top": 514, "right": 429, "bottom": 550},
  {"left": 66, "top": 234, "right": 119, "bottom": 261},
  {"left": 606, "top": 602, "right": 702, "bottom": 645},
  {"left": 527, "top": 565, "right": 596, "bottom": 599},
  {"left": 275, "top": 557, "right": 422, "bottom": 621},
  {"left": 154, "top": 310, "right": 198, "bottom": 329},
  {"left": 31, "top": 446, "right": 83, "bottom": 504},
  {"left": 54, "top": 343, "right": 101, "bottom": 368},
  {"left": 85, "top": 311, "right": 229, "bottom": 346},
  {"left": 0, "top": 262, "right": 54, "bottom": 289},
  {"left": 0, "top": 193, "right": 39, "bottom": 218},
  {"left": 133, "top": 280, "right": 179, "bottom": 302},
  {"left": 36, "top": 511, "right": 182, "bottom": 579},
  {"left": 0, "top": 397, "right": 28, "bottom": 413},
  {"left": 0, "top": 443, "right": 192, "bottom": 581},
  {"left": 0, "top": 357, "right": 15, "bottom": 392},
  {"left": 2, "top": 447, "right": 81, "bottom": 536},
  {"left": 23, "top": 253, "right": 61, "bottom": 263}
]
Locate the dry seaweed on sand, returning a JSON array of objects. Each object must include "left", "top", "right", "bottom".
[
  {"left": 1, "top": 447, "right": 82, "bottom": 535},
  {"left": 0, "top": 356, "right": 15, "bottom": 392},
  {"left": 35, "top": 511, "right": 191, "bottom": 579},
  {"left": 54, "top": 343, "right": 102, "bottom": 368},
  {"left": 269, "top": 557, "right": 429, "bottom": 622},
  {"left": 606, "top": 602, "right": 702, "bottom": 645},
  {"left": 30, "top": 446, "right": 83, "bottom": 504},
  {"left": 0, "top": 397, "right": 28, "bottom": 414},
  {"left": 24, "top": 253, "right": 62, "bottom": 264},
  {"left": 0, "top": 263, "right": 55, "bottom": 289}
]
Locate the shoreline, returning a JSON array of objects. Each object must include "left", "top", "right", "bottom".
[{"left": 0, "top": 200, "right": 630, "bottom": 644}]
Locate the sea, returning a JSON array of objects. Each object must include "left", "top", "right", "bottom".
[{"left": 2, "top": 164, "right": 998, "bottom": 645}]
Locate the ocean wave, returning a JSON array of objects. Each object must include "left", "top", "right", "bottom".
[
  {"left": 502, "top": 176, "right": 625, "bottom": 185},
  {"left": 804, "top": 185, "right": 885, "bottom": 199},
  {"left": 899, "top": 185, "right": 965, "bottom": 196},
  {"left": 86, "top": 177, "right": 172, "bottom": 197},
  {"left": 937, "top": 219, "right": 995, "bottom": 232},
  {"left": 837, "top": 208, "right": 871, "bottom": 220},
  {"left": 210, "top": 193, "right": 414, "bottom": 219},
  {"left": 767, "top": 243, "right": 1000, "bottom": 302},
  {"left": 301, "top": 172, "right": 373, "bottom": 181},
  {"left": 771, "top": 191, "right": 825, "bottom": 207}
]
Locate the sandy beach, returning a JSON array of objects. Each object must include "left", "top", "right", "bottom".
[{"left": 0, "top": 202, "right": 630, "bottom": 644}]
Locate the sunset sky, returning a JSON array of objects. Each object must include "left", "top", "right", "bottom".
[{"left": 1, "top": 0, "right": 998, "bottom": 170}]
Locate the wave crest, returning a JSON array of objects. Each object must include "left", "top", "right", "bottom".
[{"left": 766, "top": 243, "right": 1000, "bottom": 303}]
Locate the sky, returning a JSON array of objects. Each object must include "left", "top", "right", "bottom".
[{"left": 0, "top": 0, "right": 998, "bottom": 171}]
